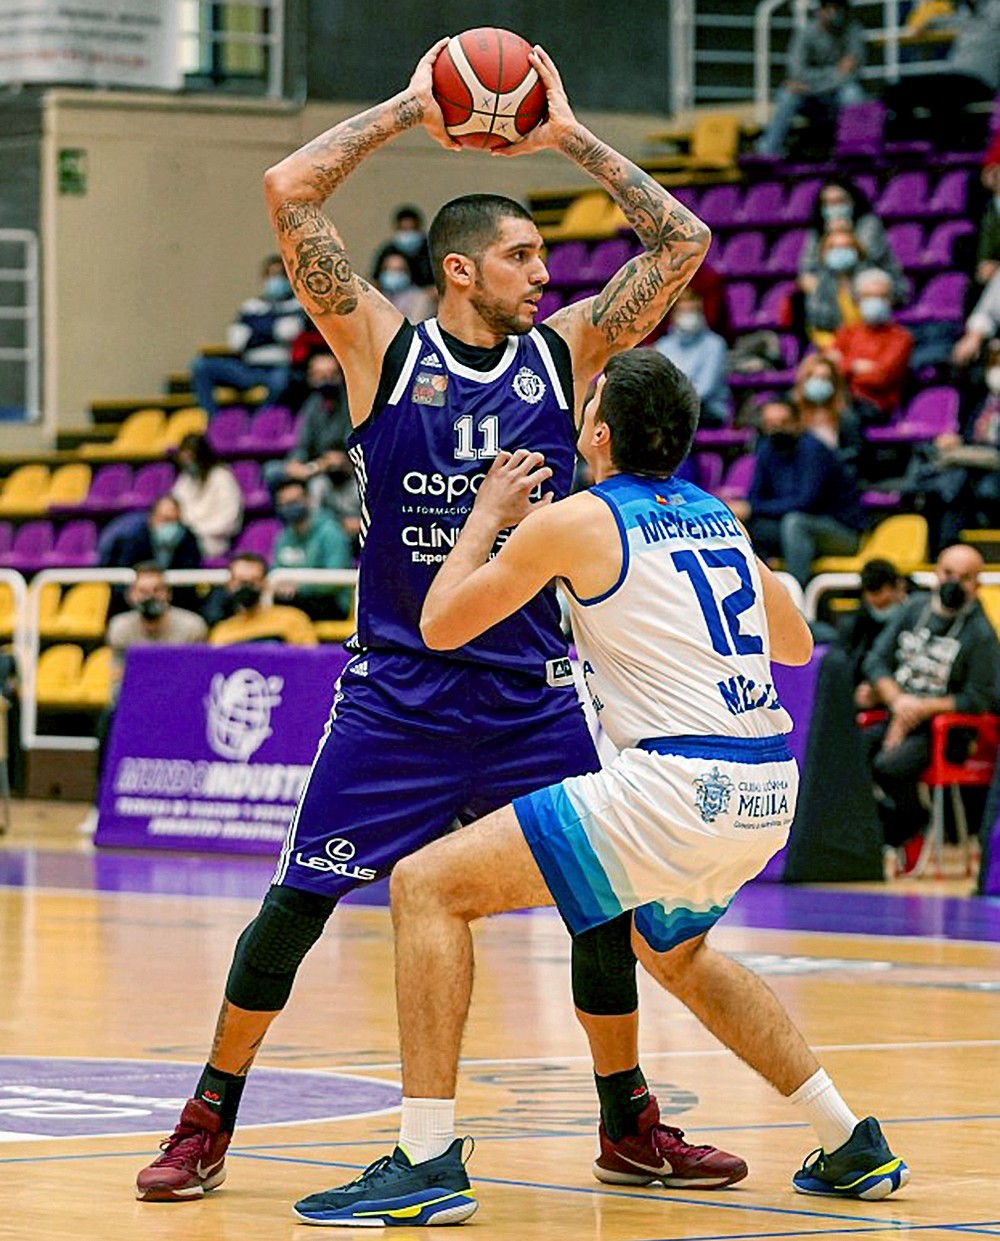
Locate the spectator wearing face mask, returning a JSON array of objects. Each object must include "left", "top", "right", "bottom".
[
  {"left": 798, "top": 180, "right": 906, "bottom": 304},
  {"left": 861, "top": 543, "right": 1000, "bottom": 855},
  {"left": 269, "top": 480, "right": 354, "bottom": 621},
  {"left": 827, "top": 268, "right": 914, "bottom": 427},
  {"left": 728, "top": 397, "right": 867, "bottom": 586},
  {"left": 263, "top": 350, "right": 360, "bottom": 539},
  {"left": 804, "top": 223, "right": 870, "bottom": 348},
  {"left": 107, "top": 563, "right": 208, "bottom": 703},
  {"left": 793, "top": 351, "right": 863, "bottom": 475},
  {"left": 653, "top": 290, "right": 731, "bottom": 427},
  {"left": 189, "top": 255, "right": 303, "bottom": 417},
  {"left": 206, "top": 552, "right": 316, "bottom": 646},
  {"left": 373, "top": 248, "right": 437, "bottom": 324},
  {"left": 371, "top": 205, "right": 434, "bottom": 290},
  {"left": 838, "top": 558, "right": 910, "bottom": 697},
  {"left": 170, "top": 433, "right": 243, "bottom": 560}
]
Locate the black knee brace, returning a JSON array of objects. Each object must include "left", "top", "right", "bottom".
[
  {"left": 225, "top": 885, "right": 337, "bottom": 1011},
  {"left": 571, "top": 911, "right": 638, "bottom": 1016}
]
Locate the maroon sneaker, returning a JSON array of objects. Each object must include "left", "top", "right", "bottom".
[
  {"left": 136, "top": 1098, "right": 231, "bottom": 1202},
  {"left": 593, "top": 1097, "right": 747, "bottom": 1189}
]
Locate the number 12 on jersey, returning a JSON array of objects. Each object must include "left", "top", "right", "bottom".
[{"left": 671, "top": 548, "right": 764, "bottom": 657}]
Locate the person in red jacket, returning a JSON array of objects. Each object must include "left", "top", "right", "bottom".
[{"left": 827, "top": 266, "right": 913, "bottom": 427}]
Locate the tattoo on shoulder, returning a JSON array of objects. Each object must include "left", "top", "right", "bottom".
[{"left": 272, "top": 199, "right": 360, "bottom": 317}]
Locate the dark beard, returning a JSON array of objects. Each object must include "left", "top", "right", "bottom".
[{"left": 469, "top": 286, "right": 529, "bottom": 337}]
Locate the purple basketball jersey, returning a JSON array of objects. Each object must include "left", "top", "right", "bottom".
[{"left": 348, "top": 319, "right": 577, "bottom": 675}]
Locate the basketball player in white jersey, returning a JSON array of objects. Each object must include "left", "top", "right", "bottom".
[{"left": 293, "top": 349, "right": 907, "bottom": 1225}]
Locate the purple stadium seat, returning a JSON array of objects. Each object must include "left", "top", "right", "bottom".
[
  {"left": 50, "top": 463, "right": 131, "bottom": 517},
  {"left": 926, "top": 169, "right": 970, "bottom": 217},
  {"left": 232, "top": 518, "right": 281, "bottom": 561},
  {"left": 672, "top": 186, "right": 700, "bottom": 212},
  {"left": 122, "top": 461, "right": 176, "bottom": 511},
  {"left": 724, "top": 282, "right": 758, "bottom": 334},
  {"left": 578, "top": 238, "right": 636, "bottom": 284},
  {"left": 545, "top": 241, "right": 589, "bottom": 287},
  {"left": 240, "top": 406, "right": 297, "bottom": 456},
  {"left": 853, "top": 174, "right": 879, "bottom": 204},
  {"left": 232, "top": 460, "right": 271, "bottom": 515},
  {"left": 780, "top": 179, "right": 822, "bottom": 224},
  {"left": 2, "top": 520, "right": 54, "bottom": 573},
  {"left": 917, "top": 219, "right": 977, "bottom": 271},
  {"left": 886, "top": 223, "right": 924, "bottom": 271},
  {"left": 734, "top": 183, "right": 785, "bottom": 226},
  {"left": 564, "top": 286, "right": 601, "bottom": 305},
  {"left": 835, "top": 101, "right": 886, "bottom": 158},
  {"left": 691, "top": 452, "right": 724, "bottom": 492},
  {"left": 765, "top": 229, "right": 809, "bottom": 276},
  {"left": 754, "top": 281, "right": 796, "bottom": 329},
  {"left": 207, "top": 407, "right": 250, "bottom": 457},
  {"left": 535, "top": 290, "right": 564, "bottom": 320},
  {"left": 896, "top": 272, "right": 969, "bottom": 325},
  {"left": 697, "top": 185, "right": 742, "bottom": 229},
  {"left": 861, "top": 489, "right": 901, "bottom": 510},
  {"left": 865, "top": 385, "right": 960, "bottom": 442},
  {"left": 0, "top": 521, "right": 12, "bottom": 556},
  {"left": 716, "top": 454, "right": 757, "bottom": 501},
  {"left": 876, "top": 171, "right": 931, "bottom": 220},
  {"left": 718, "top": 231, "right": 767, "bottom": 276},
  {"left": 729, "top": 333, "right": 801, "bottom": 391},
  {"left": 42, "top": 520, "right": 98, "bottom": 568},
  {"left": 694, "top": 427, "right": 753, "bottom": 451}
]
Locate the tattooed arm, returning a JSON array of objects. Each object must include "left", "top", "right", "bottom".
[
  {"left": 496, "top": 47, "right": 710, "bottom": 418},
  {"left": 262, "top": 39, "right": 456, "bottom": 424}
]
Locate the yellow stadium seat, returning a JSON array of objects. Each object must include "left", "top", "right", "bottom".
[
  {"left": 979, "top": 585, "right": 1000, "bottom": 636},
  {"left": 40, "top": 582, "right": 111, "bottom": 641},
  {"left": 45, "top": 462, "right": 92, "bottom": 509},
  {"left": 80, "top": 408, "right": 167, "bottom": 459},
  {"left": 37, "top": 584, "right": 61, "bottom": 632},
  {"left": 0, "top": 584, "right": 16, "bottom": 640},
  {"left": 0, "top": 464, "right": 51, "bottom": 516},
  {"left": 79, "top": 645, "right": 112, "bottom": 708},
  {"left": 648, "top": 113, "right": 742, "bottom": 172},
  {"left": 812, "top": 515, "right": 929, "bottom": 577},
  {"left": 157, "top": 406, "right": 208, "bottom": 452},
  {"left": 35, "top": 644, "right": 85, "bottom": 707},
  {"left": 540, "top": 190, "right": 621, "bottom": 242}
]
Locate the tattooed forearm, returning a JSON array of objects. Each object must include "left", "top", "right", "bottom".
[
  {"left": 591, "top": 262, "right": 667, "bottom": 345},
  {"left": 271, "top": 199, "right": 363, "bottom": 317},
  {"left": 394, "top": 93, "right": 424, "bottom": 130}
]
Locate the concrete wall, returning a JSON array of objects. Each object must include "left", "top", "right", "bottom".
[{"left": 41, "top": 89, "right": 664, "bottom": 438}]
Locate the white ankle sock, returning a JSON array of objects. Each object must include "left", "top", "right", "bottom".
[
  {"left": 788, "top": 1070, "right": 860, "bottom": 1153},
  {"left": 398, "top": 1097, "right": 456, "bottom": 1165}
]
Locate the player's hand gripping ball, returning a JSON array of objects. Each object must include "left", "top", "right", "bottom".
[{"left": 432, "top": 27, "right": 548, "bottom": 150}]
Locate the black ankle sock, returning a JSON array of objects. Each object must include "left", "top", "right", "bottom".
[
  {"left": 195, "top": 1064, "right": 246, "bottom": 1133},
  {"left": 595, "top": 1066, "right": 649, "bottom": 1142}
]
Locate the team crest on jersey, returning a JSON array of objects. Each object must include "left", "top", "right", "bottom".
[
  {"left": 412, "top": 371, "right": 448, "bottom": 406},
  {"left": 693, "top": 766, "right": 734, "bottom": 823},
  {"left": 512, "top": 366, "right": 546, "bottom": 404}
]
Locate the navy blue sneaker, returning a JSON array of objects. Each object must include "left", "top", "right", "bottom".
[
  {"left": 793, "top": 1118, "right": 908, "bottom": 1200},
  {"left": 293, "top": 1138, "right": 477, "bottom": 1227}
]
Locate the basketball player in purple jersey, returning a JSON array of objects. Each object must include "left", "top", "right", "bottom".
[{"left": 136, "top": 40, "right": 742, "bottom": 1204}]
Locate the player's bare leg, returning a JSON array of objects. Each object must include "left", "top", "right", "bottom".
[{"left": 207, "top": 1002, "right": 278, "bottom": 1075}]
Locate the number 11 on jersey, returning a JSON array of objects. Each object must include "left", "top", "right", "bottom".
[{"left": 454, "top": 414, "right": 500, "bottom": 461}]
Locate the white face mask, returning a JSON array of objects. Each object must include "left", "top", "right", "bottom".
[
  {"left": 987, "top": 367, "right": 1000, "bottom": 395},
  {"left": 674, "top": 310, "right": 706, "bottom": 335}
]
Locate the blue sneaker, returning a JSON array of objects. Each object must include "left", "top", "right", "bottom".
[
  {"left": 793, "top": 1118, "right": 909, "bottom": 1201},
  {"left": 293, "top": 1139, "right": 477, "bottom": 1227}
]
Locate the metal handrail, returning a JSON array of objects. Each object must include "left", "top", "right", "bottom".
[{"left": 0, "top": 231, "right": 40, "bottom": 424}]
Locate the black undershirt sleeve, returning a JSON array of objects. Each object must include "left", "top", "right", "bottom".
[
  {"left": 537, "top": 322, "right": 577, "bottom": 427},
  {"left": 359, "top": 320, "right": 416, "bottom": 429}
]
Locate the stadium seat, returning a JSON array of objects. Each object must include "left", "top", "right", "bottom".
[
  {"left": 0, "top": 583, "right": 16, "bottom": 640},
  {"left": 692, "top": 451, "right": 724, "bottom": 492},
  {"left": 119, "top": 461, "right": 176, "bottom": 510},
  {"left": 45, "top": 463, "right": 92, "bottom": 512},
  {"left": 724, "top": 282, "right": 758, "bottom": 334},
  {"left": 718, "top": 231, "right": 767, "bottom": 277},
  {"left": 206, "top": 407, "right": 251, "bottom": 457},
  {"left": 812, "top": 513, "right": 929, "bottom": 575},
  {"left": 54, "top": 463, "right": 131, "bottom": 516},
  {"left": 80, "top": 408, "right": 167, "bottom": 459},
  {"left": 865, "top": 385, "right": 960, "bottom": 443},
  {"left": 239, "top": 406, "right": 297, "bottom": 456},
  {"left": 896, "top": 272, "right": 968, "bottom": 325},
  {"left": 753, "top": 281, "right": 796, "bottom": 329},
  {"left": 158, "top": 406, "right": 208, "bottom": 453},
  {"left": 0, "top": 465, "right": 51, "bottom": 517},
  {"left": 835, "top": 101, "right": 886, "bottom": 159},
  {"left": 0, "top": 522, "right": 11, "bottom": 558},
  {"left": 648, "top": 112, "right": 742, "bottom": 175},
  {"left": 734, "top": 182, "right": 785, "bottom": 227},
  {"left": 540, "top": 190, "right": 619, "bottom": 242},
  {"left": 917, "top": 219, "right": 976, "bottom": 271},
  {"left": 535, "top": 291, "right": 564, "bottom": 319},
  {"left": 876, "top": 171, "right": 931, "bottom": 220},
  {"left": 232, "top": 460, "right": 272, "bottom": 515},
  {"left": 695, "top": 184, "right": 742, "bottom": 229},
  {"left": 578, "top": 238, "right": 638, "bottom": 284},
  {"left": 779, "top": 179, "right": 822, "bottom": 224},
  {"left": 204, "top": 517, "right": 281, "bottom": 569},
  {"left": 1, "top": 520, "right": 54, "bottom": 573},
  {"left": 39, "top": 582, "right": 111, "bottom": 641},
  {"left": 79, "top": 646, "right": 113, "bottom": 708},
  {"left": 765, "top": 228, "right": 809, "bottom": 276},
  {"left": 545, "top": 241, "right": 589, "bottom": 287},
  {"left": 885, "top": 222, "right": 924, "bottom": 270},
  {"left": 715, "top": 453, "right": 757, "bottom": 502},
  {"left": 35, "top": 644, "right": 85, "bottom": 707},
  {"left": 926, "top": 169, "right": 970, "bottom": 217},
  {"left": 42, "top": 520, "right": 98, "bottom": 568},
  {"left": 729, "top": 333, "right": 800, "bottom": 391}
]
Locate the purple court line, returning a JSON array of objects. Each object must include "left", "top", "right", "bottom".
[{"left": 3, "top": 846, "right": 1000, "bottom": 940}]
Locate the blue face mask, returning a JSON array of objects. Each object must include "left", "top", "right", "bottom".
[
  {"left": 674, "top": 310, "right": 706, "bottom": 336},
  {"left": 994, "top": 194, "right": 1000, "bottom": 213},
  {"left": 803, "top": 376, "right": 836, "bottom": 404},
  {"left": 392, "top": 230, "right": 422, "bottom": 254},
  {"left": 379, "top": 269, "right": 411, "bottom": 294},
  {"left": 822, "top": 202, "right": 853, "bottom": 224},
  {"left": 264, "top": 275, "right": 291, "bottom": 300},
  {"left": 824, "top": 246, "right": 858, "bottom": 273},
  {"left": 154, "top": 521, "right": 182, "bottom": 546},
  {"left": 859, "top": 295, "right": 891, "bottom": 325}
]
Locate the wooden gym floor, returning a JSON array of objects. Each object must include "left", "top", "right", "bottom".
[{"left": 2, "top": 799, "right": 999, "bottom": 1241}]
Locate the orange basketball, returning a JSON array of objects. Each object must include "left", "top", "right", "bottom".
[{"left": 432, "top": 27, "right": 547, "bottom": 150}]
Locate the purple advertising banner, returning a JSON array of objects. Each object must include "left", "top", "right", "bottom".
[{"left": 94, "top": 646, "right": 351, "bottom": 855}]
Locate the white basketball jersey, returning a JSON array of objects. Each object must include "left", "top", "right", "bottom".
[{"left": 567, "top": 473, "right": 793, "bottom": 752}]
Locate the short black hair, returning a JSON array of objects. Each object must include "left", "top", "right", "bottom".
[
  {"left": 598, "top": 349, "right": 700, "bottom": 477},
  {"left": 860, "top": 558, "right": 901, "bottom": 593},
  {"left": 132, "top": 560, "right": 164, "bottom": 578},
  {"left": 427, "top": 194, "right": 534, "bottom": 294},
  {"left": 394, "top": 205, "right": 423, "bottom": 226},
  {"left": 229, "top": 551, "right": 267, "bottom": 574}
]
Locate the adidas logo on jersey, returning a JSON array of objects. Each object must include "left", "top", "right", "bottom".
[
  {"left": 419, "top": 352, "right": 442, "bottom": 367},
  {"left": 348, "top": 659, "right": 369, "bottom": 677}
]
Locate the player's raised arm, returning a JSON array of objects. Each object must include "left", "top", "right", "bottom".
[
  {"left": 263, "top": 39, "right": 457, "bottom": 421},
  {"left": 497, "top": 47, "right": 710, "bottom": 401},
  {"left": 757, "top": 559, "right": 814, "bottom": 666}
]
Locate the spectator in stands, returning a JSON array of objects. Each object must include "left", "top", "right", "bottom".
[
  {"left": 371, "top": 205, "right": 434, "bottom": 290},
  {"left": 884, "top": 0, "right": 1000, "bottom": 151},
  {"left": 106, "top": 563, "right": 207, "bottom": 703},
  {"left": 653, "top": 290, "right": 731, "bottom": 427},
  {"left": 171, "top": 433, "right": 243, "bottom": 560},
  {"left": 97, "top": 494, "right": 201, "bottom": 574},
  {"left": 798, "top": 181, "right": 906, "bottom": 305},
  {"left": 839, "top": 558, "right": 910, "bottom": 695},
  {"left": 206, "top": 551, "right": 316, "bottom": 646},
  {"left": 861, "top": 543, "right": 1000, "bottom": 854},
  {"left": 688, "top": 259, "right": 733, "bottom": 343},
  {"left": 190, "top": 255, "right": 303, "bottom": 417},
  {"left": 804, "top": 222, "right": 869, "bottom": 348},
  {"left": 728, "top": 396, "right": 867, "bottom": 586},
  {"left": 827, "top": 267, "right": 914, "bottom": 426},
  {"left": 953, "top": 267, "right": 1000, "bottom": 365},
  {"left": 974, "top": 159, "right": 1000, "bottom": 291},
  {"left": 793, "top": 350, "right": 861, "bottom": 471},
  {"left": 262, "top": 350, "right": 360, "bottom": 540},
  {"left": 754, "top": 0, "right": 866, "bottom": 158},
  {"left": 270, "top": 480, "right": 354, "bottom": 621},
  {"left": 373, "top": 248, "right": 437, "bottom": 323}
]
